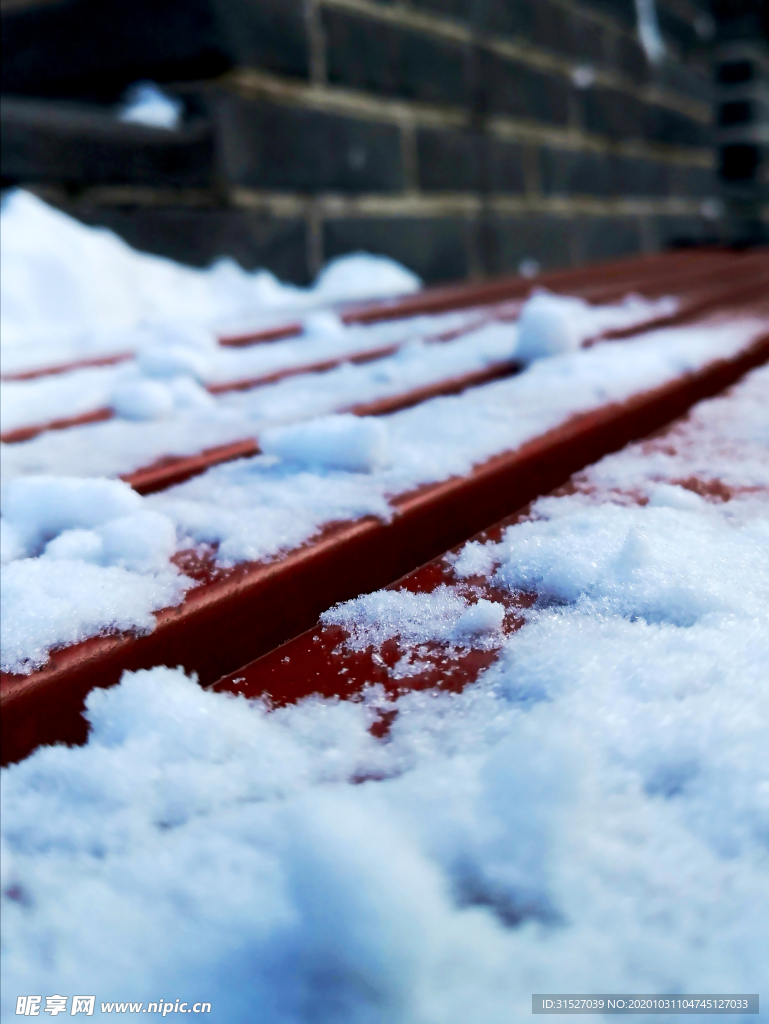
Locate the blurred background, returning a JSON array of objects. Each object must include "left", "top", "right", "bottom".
[{"left": 2, "top": 0, "right": 767, "bottom": 285}]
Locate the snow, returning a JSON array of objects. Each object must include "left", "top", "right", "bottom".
[
  {"left": 2, "top": 476, "right": 142, "bottom": 558},
  {"left": 1, "top": 364, "right": 122, "bottom": 435},
  {"left": 0, "top": 192, "right": 421, "bottom": 375},
  {"left": 514, "top": 290, "right": 676, "bottom": 364},
  {"left": 117, "top": 82, "right": 183, "bottom": 130},
  {"left": 322, "top": 586, "right": 504, "bottom": 651},
  {"left": 0, "top": 323, "right": 516, "bottom": 476},
  {"left": 1, "top": 309, "right": 476, "bottom": 435},
  {"left": 312, "top": 252, "right": 423, "bottom": 303},
  {"left": 2, "top": 318, "right": 766, "bottom": 673},
  {"left": 1, "top": 366, "right": 768, "bottom": 1019},
  {"left": 1, "top": 478, "right": 187, "bottom": 673},
  {"left": 260, "top": 415, "right": 391, "bottom": 474},
  {"left": 1, "top": 561, "right": 189, "bottom": 676}
]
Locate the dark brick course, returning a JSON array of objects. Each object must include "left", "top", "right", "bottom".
[
  {"left": 577, "top": 215, "right": 642, "bottom": 261},
  {"left": 1, "top": 0, "right": 309, "bottom": 102},
  {"left": 484, "top": 54, "right": 572, "bottom": 125},
  {"left": 417, "top": 128, "right": 526, "bottom": 192},
  {"left": 323, "top": 9, "right": 471, "bottom": 107},
  {"left": 481, "top": 213, "right": 573, "bottom": 273},
  {"left": 62, "top": 203, "right": 311, "bottom": 281},
  {"left": 540, "top": 148, "right": 619, "bottom": 196},
  {"left": 217, "top": 96, "right": 405, "bottom": 193},
  {"left": 1, "top": 97, "right": 216, "bottom": 188}
]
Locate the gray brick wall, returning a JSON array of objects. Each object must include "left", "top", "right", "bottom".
[{"left": 1, "top": 0, "right": 737, "bottom": 283}]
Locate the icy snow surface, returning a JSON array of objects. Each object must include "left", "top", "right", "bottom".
[
  {"left": 2, "top": 368, "right": 768, "bottom": 1020},
  {"left": 2, "top": 317, "right": 766, "bottom": 674}
]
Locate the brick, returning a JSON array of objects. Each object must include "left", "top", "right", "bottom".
[
  {"left": 647, "top": 105, "right": 709, "bottom": 148},
  {"left": 416, "top": 128, "right": 526, "bottom": 192},
  {"left": 62, "top": 204, "right": 311, "bottom": 282},
  {"left": 323, "top": 216, "right": 470, "bottom": 283},
  {"left": 484, "top": 53, "right": 571, "bottom": 125},
  {"left": 540, "top": 147, "right": 619, "bottom": 196},
  {"left": 1, "top": 0, "right": 308, "bottom": 102},
  {"left": 481, "top": 214, "right": 572, "bottom": 274},
  {"left": 408, "top": 0, "right": 473, "bottom": 24},
  {"left": 1, "top": 97, "right": 215, "bottom": 188},
  {"left": 540, "top": 153, "right": 671, "bottom": 199},
  {"left": 577, "top": 215, "right": 642, "bottom": 262},
  {"left": 575, "top": 0, "right": 637, "bottom": 30},
  {"left": 668, "top": 163, "right": 719, "bottom": 198},
  {"left": 217, "top": 95, "right": 405, "bottom": 192},
  {"left": 614, "top": 34, "right": 651, "bottom": 85},
  {"left": 322, "top": 8, "right": 471, "bottom": 107},
  {"left": 527, "top": 1, "right": 605, "bottom": 64},
  {"left": 615, "top": 157, "right": 671, "bottom": 196},
  {"left": 657, "top": 6, "right": 702, "bottom": 54},
  {"left": 583, "top": 87, "right": 649, "bottom": 141},
  {"left": 655, "top": 214, "right": 716, "bottom": 249},
  {"left": 487, "top": 136, "right": 529, "bottom": 192},
  {"left": 211, "top": 0, "right": 309, "bottom": 77},
  {"left": 657, "top": 61, "right": 714, "bottom": 105}
]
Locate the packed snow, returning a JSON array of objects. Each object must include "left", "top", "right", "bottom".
[
  {"left": 2, "top": 316, "right": 766, "bottom": 675},
  {"left": 2, "top": 368, "right": 767, "bottom": 1020}
]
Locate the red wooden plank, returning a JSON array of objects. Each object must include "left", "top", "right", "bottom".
[
  {"left": 3, "top": 328, "right": 768, "bottom": 766},
  {"left": 212, "top": 364, "right": 769, "bottom": 715},
  {"left": 0, "top": 249, "right": 738, "bottom": 386},
  {"left": 0, "top": 406, "right": 114, "bottom": 444},
  {"left": 5, "top": 252, "right": 765, "bottom": 446},
  {"left": 341, "top": 249, "right": 737, "bottom": 323},
  {"left": 217, "top": 322, "right": 303, "bottom": 347},
  {"left": 124, "top": 359, "right": 522, "bottom": 495},
  {"left": 0, "top": 351, "right": 134, "bottom": 383}
]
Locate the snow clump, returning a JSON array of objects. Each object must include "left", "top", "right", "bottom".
[{"left": 260, "top": 414, "right": 392, "bottom": 473}]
